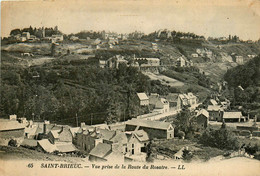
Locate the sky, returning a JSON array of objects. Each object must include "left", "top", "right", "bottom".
[{"left": 1, "top": 0, "right": 260, "bottom": 40}]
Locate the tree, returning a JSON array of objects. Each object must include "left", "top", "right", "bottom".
[
  {"left": 10, "top": 29, "right": 21, "bottom": 36},
  {"left": 182, "top": 148, "right": 193, "bottom": 161}
]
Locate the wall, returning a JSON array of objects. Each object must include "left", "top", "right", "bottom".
[
  {"left": 127, "top": 135, "right": 146, "bottom": 155},
  {"left": 75, "top": 133, "right": 96, "bottom": 153},
  {"left": 0, "top": 129, "right": 25, "bottom": 146}
]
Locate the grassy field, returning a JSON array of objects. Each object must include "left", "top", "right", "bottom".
[
  {"left": 152, "top": 138, "right": 226, "bottom": 162},
  {"left": 0, "top": 146, "right": 86, "bottom": 162}
]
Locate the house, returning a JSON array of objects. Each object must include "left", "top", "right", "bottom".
[
  {"left": 99, "top": 60, "right": 107, "bottom": 68},
  {"left": 125, "top": 118, "right": 174, "bottom": 139},
  {"left": 149, "top": 93, "right": 160, "bottom": 106},
  {"left": 106, "top": 55, "right": 128, "bottom": 69},
  {"left": 207, "top": 105, "right": 224, "bottom": 121},
  {"left": 24, "top": 125, "right": 38, "bottom": 139},
  {"left": 89, "top": 143, "right": 112, "bottom": 162},
  {"left": 51, "top": 34, "right": 63, "bottom": 42},
  {"left": 194, "top": 109, "right": 209, "bottom": 128},
  {"left": 153, "top": 98, "right": 169, "bottom": 113},
  {"left": 191, "top": 53, "right": 199, "bottom": 58},
  {"left": 137, "top": 93, "right": 149, "bottom": 106},
  {"left": 179, "top": 93, "right": 197, "bottom": 109},
  {"left": 75, "top": 128, "right": 116, "bottom": 153},
  {"left": 149, "top": 94, "right": 169, "bottom": 113},
  {"left": 235, "top": 56, "right": 243, "bottom": 64},
  {"left": 176, "top": 56, "right": 186, "bottom": 67},
  {"left": 187, "top": 93, "right": 197, "bottom": 108},
  {"left": 48, "top": 126, "right": 73, "bottom": 144},
  {"left": 109, "top": 131, "right": 129, "bottom": 154},
  {"left": 38, "top": 138, "right": 77, "bottom": 154},
  {"left": 124, "top": 130, "right": 149, "bottom": 161},
  {"left": 0, "top": 119, "right": 25, "bottom": 146},
  {"left": 223, "top": 112, "right": 244, "bottom": 122},
  {"left": 21, "top": 32, "right": 30, "bottom": 41}
]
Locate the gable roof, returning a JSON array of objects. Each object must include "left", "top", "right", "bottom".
[
  {"left": 126, "top": 118, "right": 171, "bottom": 130},
  {"left": 0, "top": 119, "right": 25, "bottom": 131},
  {"left": 132, "top": 130, "right": 149, "bottom": 142},
  {"left": 196, "top": 109, "right": 209, "bottom": 118},
  {"left": 50, "top": 130, "right": 60, "bottom": 139},
  {"left": 98, "top": 129, "right": 116, "bottom": 141},
  {"left": 207, "top": 105, "right": 223, "bottom": 111},
  {"left": 69, "top": 127, "right": 81, "bottom": 137},
  {"left": 25, "top": 125, "right": 38, "bottom": 135},
  {"left": 110, "top": 131, "right": 128, "bottom": 144},
  {"left": 223, "top": 112, "right": 242, "bottom": 119},
  {"left": 209, "top": 99, "right": 218, "bottom": 106},
  {"left": 56, "top": 143, "right": 78, "bottom": 153},
  {"left": 137, "top": 93, "right": 149, "bottom": 101},
  {"left": 89, "top": 143, "right": 112, "bottom": 158},
  {"left": 37, "top": 139, "right": 57, "bottom": 153},
  {"left": 58, "top": 127, "right": 73, "bottom": 142}
]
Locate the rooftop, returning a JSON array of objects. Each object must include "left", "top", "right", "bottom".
[
  {"left": 132, "top": 130, "right": 149, "bottom": 142},
  {"left": 207, "top": 105, "right": 223, "bottom": 111},
  {"left": 56, "top": 143, "right": 78, "bottom": 153},
  {"left": 89, "top": 143, "right": 112, "bottom": 158},
  {"left": 126, "top": 118, "right": 172, "bottom": 130},
  {"left": 0, "top": 119, "right": 25, "bottom": 131},
  {"left": 196, "top": 109, "right": 209, "bottom": 118},
  {"left": 223, "top": 112, "right": 243, "bottom": 119},
  {"left": 38, "top": 139, "right": 57, "bottom": 153},
  {"left": 137, "top": 93, "right": 149, "bottom": 101}
]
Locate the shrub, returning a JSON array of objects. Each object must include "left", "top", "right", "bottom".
[{"left": 199, "top": 128, "right": 240, "bottom": 150}]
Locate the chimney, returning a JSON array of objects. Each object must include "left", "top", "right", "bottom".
[
  {"left": 81, "top": 122, "right": 85, "bottom": 128},
  {"left": 43, "top": 120, "right": 49, "bottom": 134},
  {"left": 29, "top": 120, "right": 33, "bottom": 127},
  {"left": 43, "top": 123, "right": 47, "bottom": 134},
  {"left": 9, "top": 114, "right": 17, "bottom": 121}
]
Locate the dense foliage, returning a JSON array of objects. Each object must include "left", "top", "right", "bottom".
[
  {"left": 199, "top": 127, "right": 240, "bottom": 150},
  {"left": 0, "top": 58, "right": 171, "bottom": 126},
  {"left": 224, "top": 56, "right": 260, "bottom": 116}
]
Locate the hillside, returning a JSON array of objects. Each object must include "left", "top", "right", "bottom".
[
  {"left": 224, "top": 56, "right": 260, "bottom": 117},
  {"left": 1, "top": 36, "right": 260, "bottom": 124}
]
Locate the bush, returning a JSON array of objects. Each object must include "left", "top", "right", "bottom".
[{"left": 199, "top": 128, "right": 240, "bottom": 150}]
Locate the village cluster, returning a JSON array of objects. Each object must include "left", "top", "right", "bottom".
[
  {"left": 1, "top": 89, "right": 258, "bottom": 162},
  {"left": 6, "top": 27, "right": 256, "bottom": 68}
]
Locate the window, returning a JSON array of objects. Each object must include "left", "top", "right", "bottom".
[
  {"left": 132, "top": 149, "right": 134, "bottom": 155},
  {"left": 170, "top": 134, "right": 172, "bottom": 138},
  {"left": 125, "top": 147, "right": 127, "bottom": 153},
  {"left": 132, "top": 144, "right": 134, "bottom": 148}
]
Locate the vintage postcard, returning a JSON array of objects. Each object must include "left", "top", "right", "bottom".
[{"left": 1, "top": 0, "right": 260, "bottom": 175}]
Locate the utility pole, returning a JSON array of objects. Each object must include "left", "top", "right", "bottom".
[
  {"left": 75, "top": 113, "right": 78, "bottom": 127},
  {"left": 91, "top": 113, "right": 93, "bottom": 125}
]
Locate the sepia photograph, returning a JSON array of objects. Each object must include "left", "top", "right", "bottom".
[{"left": 0, "top": 0, "right": 260, "bottom": 175}]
